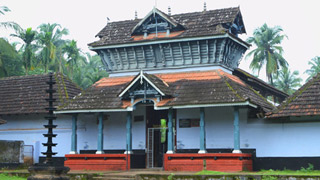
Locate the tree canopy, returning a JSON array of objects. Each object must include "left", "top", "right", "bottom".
[
  {"left": 274, "top": 67, "right": 302, "bottom": 95},
  {"left": 305, "top": 56, "right": 320, "bottom": 81},
  {"left": 246, "top": 23, "right": 288, "bottom": 85}
]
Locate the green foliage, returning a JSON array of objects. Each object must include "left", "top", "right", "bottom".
[
  {"left": 37, "top": 23, "right": 69, "bottom": 73},
  {"left": 195, "top": 170, "right": 229, "bottom": 175},
  {"left": 11, "top": 27, "right": 37, "bottom": 75},
  {"left": 305, "top": 56, "right": 320, "bottom": 81},
  {"left": 0, "top": 173, "right": 26, "bottom": 180},
  {"left": 274, "top": 67, "right": 302, "bottom": 95},
  {"left": 262, "top": 175, "right": 277, "bottom": 180},
  {"left": 299, "top": 163, "right": 314, "bottom": 172},
  {"left": 167, "top": 173, "right": 174, "bottom": 180},
  {"left": 0, "top": 38, "right": 24, "bottom": 77},
  {"left": 0, "top": 6, "right": 22, "bottom": 32},
  {"left": 246, "top": 23, "right": 288, "bottom": 85},
  {"left": 71, "top": 54, "right": 108, "bottom": 89}
]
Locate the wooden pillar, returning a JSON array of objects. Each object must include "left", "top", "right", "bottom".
[
  {"left": 96, "top": 112, "right": 104, "bottom": 154},
  {"left": 70, "top": 114, "right": 78, "bottom": 154},
  {"left": 233, "top": 107, "right": 241, "bottom": 153},
  {"left": 198, "top": 107, "right": 207, "bottom": 153},
  {"left": 167, "top": 109, "right": 174, "bottom": 154},
  {"left": 125, "top": 111, "right": 133, "bottom": 154}
]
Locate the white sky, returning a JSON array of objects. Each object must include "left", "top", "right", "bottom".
[{"left": 1, "top": 0, "right": 320, "bottom": 83}]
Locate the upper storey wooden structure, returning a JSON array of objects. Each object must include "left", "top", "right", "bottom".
[{"left": 89, "top": 7, "right": 249, "bottom": 74}]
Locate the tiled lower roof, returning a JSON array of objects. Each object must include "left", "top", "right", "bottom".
[
  {"left": 59, "top": 69, "right": 274, "bottom": 112},
  {"left": 0, "top": 73, "right": 81, "bottom": 115},
  {"left": 267, "top": 73, "right": 320, "bottom": 118}
]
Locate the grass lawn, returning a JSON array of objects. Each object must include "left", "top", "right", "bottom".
[{"left": 0, "top": 173, "right": 27, "bottom": 180}]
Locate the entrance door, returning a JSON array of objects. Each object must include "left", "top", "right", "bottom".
[{"left": 146, "top": 106, "right": 168, "bottom": 168}]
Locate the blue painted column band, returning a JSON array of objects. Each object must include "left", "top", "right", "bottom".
[
  {"left": 167, "top": 109, "right": 174, "bottom": 154},
  {"left": 125, "top": 111, "right": 133, "bottom": 154},
  {"left": 70, "top": 114, "right": 78, "bottom": 154},
  {"left": 96, "top": 112, "right": 104, "bottom": 154},
  {"left": 199, "top": 107, "right": 207, "bottom": 153},
  {"left": 233, "top": 107, "right": 241, "bottom": 153}
]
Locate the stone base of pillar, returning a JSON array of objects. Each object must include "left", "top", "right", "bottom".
[
  {"left": 95, "top": 151, "right": 105, "bottom": 154},
  {"left": 123, "top": 151, "right": 133, "bottom": 154},
  {"left": 198, "top": 150, "right": 207, "bottom": 154},
  {"left": 232, "top": 149, "right": 242, "bottom": 153},
  {"left": 166, "top": 150, "right": 174, "bottom": 154},
  {"left": 69, "top": 151, "right": 78, "bottom": 155}
]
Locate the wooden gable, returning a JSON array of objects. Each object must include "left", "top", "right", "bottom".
[
  {"left": 118, "top": 71, "right": 171, "bottom": 103},
  {"left": 131, "top": 7, "right": 184, "bottom": 36}
]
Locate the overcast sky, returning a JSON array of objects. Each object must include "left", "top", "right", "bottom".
[{"left": 1, "top": 0, "right": 320, "bottom": 82}]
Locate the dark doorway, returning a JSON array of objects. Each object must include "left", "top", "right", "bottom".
[{"left": 146, "top": 106, "right": 168, "bottom": 168}]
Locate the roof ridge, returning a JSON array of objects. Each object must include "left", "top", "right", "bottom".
[
  {"left": 216, "top": 70, "right": 246, "bottom": 101},
  {"left": 0, "top": 73, "right": 50, "bottom": 80},
  {"left": 97, "top": 6, "right": 240, "bottom": 24}
]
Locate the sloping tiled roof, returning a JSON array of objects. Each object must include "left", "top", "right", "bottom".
[
  {"left": 89, "top": 7, "right": 245, "bottom": 47},
  {"left": 233, "top": 68, "right": 288, "bottom": 101},
  {"left": 0, "top": 73, "right": 81, "bottom": 115},
  {"left": 138, "top": 73, "right": 172, "bottom": 96},
  {"left": 59, "top": 69, "right": 274, "bottom": 112},
  {"left": 267, "top": 73, "right": 320, "bottom": 118}
]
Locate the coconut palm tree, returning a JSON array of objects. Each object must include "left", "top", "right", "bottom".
[
  {"left": 37, "top": 23, "right": 69, "bottom": 73},
  {"left": 0, "top": 6, "right": 21, "bottom": 32},
  {"left": 11, "top": 27, "right": 37, "bottom": 75},
  {"left": 246, "top": 23, "right": 288, "bottom": 85},
  {"left": 305, "top": 56, "right": 320, "bottom": 81},
  {"left": 63, "top": 40, "right": 81, "bottom": 75},
  {"left": 274, "top": 68, "right": 302, "bottom": 95}
]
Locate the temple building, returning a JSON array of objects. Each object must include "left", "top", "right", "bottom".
[
  {"left": 1, "top": 6, "right": 319, "bottom": 172},
  {"left": 57, "top": 7, "right": 289, "bottom": 171}
]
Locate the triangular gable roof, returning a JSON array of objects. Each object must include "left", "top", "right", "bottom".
[
  {"left": 267, "top": 73, "right": 320, "bottom": 118},
  {"left": 131, "top": 7, "right": 180, "bottom": 35},
  {"left": 118, "top": 71, "right": 171, "bottom": 97}
]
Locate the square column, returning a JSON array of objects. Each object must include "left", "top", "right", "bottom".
[
  {"left": 198, "top": 107, "right": 207, "bottom": 154},
  {"left": 167, "top": 109, "right": 174, "bottom": 154},
  {"left": 96, "top": 112, "right": 104, "bottom": 154},
  {"left": 70, "top": 114, "right": 78, "bottom": 154},
  {"left": 233, "top": 107, "right": 241, "bottom": 153},
  {"left": 124, "top": 111, "right": 133, "bottom": 154}
]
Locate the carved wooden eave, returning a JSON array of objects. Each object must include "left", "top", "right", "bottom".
[{"left": 97, "top": 35, "right": 248, "bottom": 73}]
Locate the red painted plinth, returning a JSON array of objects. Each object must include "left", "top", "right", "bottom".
[
  {"left": 164, "top": 153, "right": 252, "bottom": 172},
  {"left": 64, "top": 154, "right": 130, "bottom": 171}
]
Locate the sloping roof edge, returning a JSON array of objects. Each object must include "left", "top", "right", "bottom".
[{"left": 266, "top": 73, "right": 320, "bottom": 118}]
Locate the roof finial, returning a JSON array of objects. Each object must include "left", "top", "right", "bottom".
[
  {"left": 168, "top": 6, "right": 171, "bottom": 16},
  {"left": 203, "top": 2, "right": 207, "bottom": 12},
  {"left": 135, "top": 10, "right": 138, "bottom": 20}
]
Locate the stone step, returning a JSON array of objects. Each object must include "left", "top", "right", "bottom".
[
  {"left": 94, "top": 177, "right": 135, "bottom": 180},
  {"left": 93, "top": 174, "right": 136, "bottom": 180},
  {"left": 130, "top": 168, "right": 163, "bottom": 171}
]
